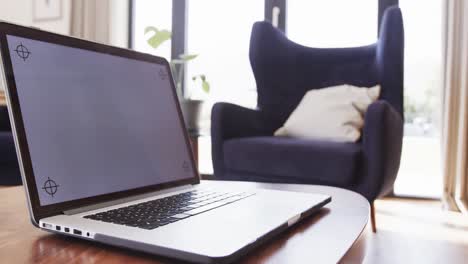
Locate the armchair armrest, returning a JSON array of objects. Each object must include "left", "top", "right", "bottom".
[
  {"left": 211, "top": 102, "right": 274, "bottom": 140},
  {"left": 361, "top": 100, "right": 403, "bottom": 200},
  {"left": 211, "top": 102, "right": 275, "bottom": 177}
]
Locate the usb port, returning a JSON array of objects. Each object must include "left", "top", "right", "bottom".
[
  {"left": 42, "top": 223, "right": 53, "bottom": 229},
  {"left": 73, "top": 229, "right": 82, "bottom": 235},
  {"left": 55, "top": 226, "right": 61, "bottom": 231},
  {"left": 64, "top": 227, "right": 70, "bottom": 233}
]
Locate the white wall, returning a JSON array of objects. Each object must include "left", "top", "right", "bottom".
[
  {"left": 0, "top": 0, "right": 129, "bottom": 91},
  {"left": 0, "top": 0, "right": 71, "bottom": 35}
]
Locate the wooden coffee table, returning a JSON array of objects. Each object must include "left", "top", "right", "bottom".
[{"left": 0, "top": 181, "right": 369, "bottom": 263}]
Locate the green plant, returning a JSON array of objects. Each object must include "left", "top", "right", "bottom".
[
  {"left": 145, "top": 26, "right": 210, "bottom": 99},
  {"left": 192, "top": 74, "right": 210, "bottom": 93}
]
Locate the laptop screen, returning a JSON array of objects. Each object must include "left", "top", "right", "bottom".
[{"left": 6, "top": 35, "right": 195, "bottom": 206}]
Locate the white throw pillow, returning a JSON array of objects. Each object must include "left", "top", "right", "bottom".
[{"left": 274, "top": 85, "right": 380, "bottom": 142}]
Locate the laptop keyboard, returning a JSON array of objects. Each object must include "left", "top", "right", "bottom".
[{"left": 83, "top": 189, "right": 254, "bottom": 230}]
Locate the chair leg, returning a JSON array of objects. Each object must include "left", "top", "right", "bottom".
[{"left": 370, "top": 202, "right": 377, "bottom": 233}]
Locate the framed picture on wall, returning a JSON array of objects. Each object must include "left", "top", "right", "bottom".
[{"left": 33, "top": 0, "right": 63, "bottom": 22}]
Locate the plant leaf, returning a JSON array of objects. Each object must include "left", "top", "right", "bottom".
[
  {"left": 202, "top": 81, "right": 210, "bottom": 93},
  {"left": 179, "top": 54, "right": 198, "bottom": 61},
  {"left": 144, "top": 26, "right": 158, "bottom": 34},
  {"left": 145, "top": 27, "right": 171, "bottom": 49}
]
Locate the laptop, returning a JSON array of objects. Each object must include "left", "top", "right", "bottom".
[{"left": 0, "top": 22, "right": 331, "bottom": 264}]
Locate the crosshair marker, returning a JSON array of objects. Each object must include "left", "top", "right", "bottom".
[
  {"left": 14, "top": 43, "right": 31, "bottom": 61},
  {"left": 42, "top": 177, "right": 59, "bottom": 197}
]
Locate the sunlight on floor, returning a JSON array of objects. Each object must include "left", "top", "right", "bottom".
[{"left": 364, "top": 199, "right": 468, "bottom": 264}]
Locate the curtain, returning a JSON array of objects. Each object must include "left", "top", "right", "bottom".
[
  {"left": 442, "top": 0, "right": 468, "bottom": 213},
  {"left": 69, "top": 0, "right": 111, "bottom": 44}
]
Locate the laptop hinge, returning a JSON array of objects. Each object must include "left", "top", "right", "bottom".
[{"left": 63, "top": 184, "right": 193, "bottom": 215}]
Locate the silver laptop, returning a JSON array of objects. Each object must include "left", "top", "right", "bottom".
[{"left": 0, "top": 22, "right": 331, "bottom": 264}]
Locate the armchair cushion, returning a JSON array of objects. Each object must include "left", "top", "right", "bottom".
[
  {"left": 211, "top": 102, "right": 278, "bottom": 176},
  {"left": 223, "top": 136, "right": 361, "bottom": 186},
  {"left": 274, "top": 84, "right": 380, "bottom": 142}
]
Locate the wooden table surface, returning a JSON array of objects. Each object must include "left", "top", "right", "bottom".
[{"left": 0, "top": 181, "right": 370, "bottom": 263}]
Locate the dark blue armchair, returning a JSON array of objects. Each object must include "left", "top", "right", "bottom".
[
  {"left": 211, "top": 6, "right": 404, "bottom": 232},
  {"left": 0, "top": 106, "right": 21, "bottom": 185}
]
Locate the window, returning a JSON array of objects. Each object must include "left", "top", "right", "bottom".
[
  {"left": 186, "top": 1, "right": 264, "bottom": 174},
  {"left": 132, "top": 0, "right": 172, "bottom": 60},
  {"left": 394, "top": 0, "right": 443, "bottom": 198},
  {"left": 131, "top": 0, "right": 263, "bottom": 175},
  {"left": 286, "top": 0, "right": 378, "bottom": 47},
  {"left": 185, "top": 0, "right": 264, "bottom": 107}
]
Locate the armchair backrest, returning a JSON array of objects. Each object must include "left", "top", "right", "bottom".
[{"left": 249, "top": 6, "right": 404, "bottom": 124}]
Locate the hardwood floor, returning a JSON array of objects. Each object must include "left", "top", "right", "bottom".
[{"left": 364, "top": 198, "right": 468, "bottom": 264}]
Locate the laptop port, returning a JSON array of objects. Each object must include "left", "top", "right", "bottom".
[
  {"left": 42, "top": 223, "right": 53, "bottom": 229},
  {"left": 64, "top": 227, "right": 70, "bottom": 233},
  {"left": 55, "top": 226, "right": 61, "bottom": 231},
  {"left": 73, "top": 229, "right": 82, "bottom": 235}
]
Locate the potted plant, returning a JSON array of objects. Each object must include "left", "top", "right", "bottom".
[{"left": 145, "top": 26, "right": 210, "bottom": 132}]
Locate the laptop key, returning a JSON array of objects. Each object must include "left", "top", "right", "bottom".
[
  {"left": 171, "top": 213, "right": 191, "bottom": 219},
  {"left": 83, "top": 190, "right": 254, "bottom": 229}
]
